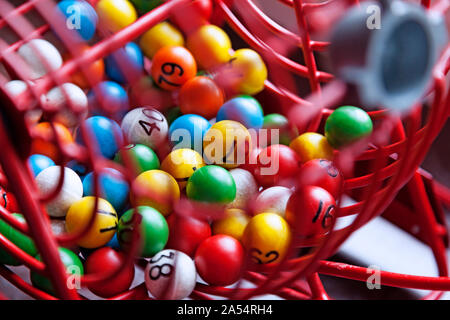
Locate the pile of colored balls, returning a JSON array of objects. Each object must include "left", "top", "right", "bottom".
[{"left": 0, "top": 0, "right": 374, "bottom": 299}]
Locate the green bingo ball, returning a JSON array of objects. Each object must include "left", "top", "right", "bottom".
[
  {"left": 186, "top": 165, "right": 236, "bottom": 203},
  {"left": 324, "top": 106, "right": 373, "bottom": 149},
  {"left": 129, "top": 0, "right": 163, "bottom": 14},
  {"left": 263, "top": 113, "right": 298, "bottom": 146},
  {"left": 30, "top": 247, "right": 84, "bottom": 295},
  {"left": 114, "top": 144, "right": 160, "bottom": 177},
  {"left": 117, "top": 206, "right": 168, "bottom": 257},
  {"left": 0, "top": 214, "right": 37, "bottom": 266}
]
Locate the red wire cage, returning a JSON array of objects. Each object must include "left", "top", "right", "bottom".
[{"left": 0, "top": 0, "right": 448, "bottom": 300}]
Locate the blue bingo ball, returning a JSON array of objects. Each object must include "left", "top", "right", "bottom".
[
  {"left": 105, "top": 233, "right": 120, "bottom": 249},
  {"left": 57, "top": 0, "right": 98, "bottom": 41},
  {"left": 169, "top": 114, "right": 211, "bottom": 152},
  {"left": 105, "top": 42, "right": 144, "bottom": 84},
  {"left": 216, "top": 95, "right": 264, "bottom": 129},
  {"left": 76, "top": 116, "right": 123, "bottom": 159},
  {"left": 28, "top": 154, "right": 55, "bottom": 177},
  {"left": 83, "top": 168, "right": 130, "bottom": 211},
  {"left": 88, "top": 81, "right": 129, "bottom": 119},
  {"left": 67, "top": 160, "right": 88, "bottom": 178}
]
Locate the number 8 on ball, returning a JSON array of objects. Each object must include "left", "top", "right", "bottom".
[{"left": 144, "top": 249, "right": 197, "bottom": 300}]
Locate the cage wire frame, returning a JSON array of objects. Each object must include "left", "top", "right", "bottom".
[{"left": 0, "top": 0, "right": 447, "bottom": 300}]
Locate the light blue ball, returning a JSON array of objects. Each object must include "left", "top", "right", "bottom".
[
  {"left": 76, "top": 116, "right": 124, "bottom": 159},
  {"left": 28, "top": 154, "right": 55, "bottom": 177},
  {"left": 105, "top": 42, "right": 144, "bottom": 84},
  {"left": 169, "top": 114, "right": 211, "bottom": 153},
  {"left": 83, "top": 168, "right": 129, "bottom": 211},
  {"left": 57, "top": 0, "right": 97, "bottom": 41},
  {"left": 88, "top": 81, "right": 129, "bottom": 119},
  {"left": 216, "top": 95, "right": 264, "bottom": 129}
]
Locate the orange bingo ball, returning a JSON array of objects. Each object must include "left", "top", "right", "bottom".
[
  {"left": 66, "top": 47, "right": 105, "bottom": 89},
  {"left": 150, "top": 46, "right": 197, "bottom": 91},
  {"left": 31, "top": 122, "right": 74, "bottom": 161},
  {"left": 179, "top": 76, "right": 224, "bottom": 119}
]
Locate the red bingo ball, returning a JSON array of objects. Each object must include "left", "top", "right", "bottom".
[
  {"left": 195, "top": 234, "right": 244, "bottom": 286},
  {"left": 0, "top": 187, "right": 18, "bottom": 213},
  {"left": 166, "top": 214, "right": 211, "bottom": 257},
  {"left": 254, "top": 144, "right": 300, "bottom": 187},
  {"left": 85, "top": 247, "right": 135, "bottom": 298},
  {"left": 285, "top": 186, "right": 336, "bottom": 239},
  {"left": 297, "top": 159, "right": 343, "bottom": 199}
]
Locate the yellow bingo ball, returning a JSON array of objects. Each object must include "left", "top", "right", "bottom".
[
  {"left": 139, "top": 22, "right": 184, "bottom": 58},
  {"left": 242, "top": 212, "right": 291, "bottom": 264},
  {"left": 160, "top": 149, "right": 205, "bottom": 189},
  {"left": 186, "top": 25, "right": 232, "bottom": 70},
  {"left": 289, "top": 132, "right": 333, "bottom": 163},
  {"left": 203, "top": 120, "right": 252, "bottom": 169},
  {"left": 65, "top": 197, "right": 118, "bottom": 249},
  {"left": 227, "top": 48, "right": 267, "bottom": 96},
  {"left": 96, "top": 0, "right": 137, "bottom": 33},
  {"left": 212, "top": 208, "right": 250, "bottom": 242},
  {"left": 132, "top": 170, "right": 180, "bottom": 216}
]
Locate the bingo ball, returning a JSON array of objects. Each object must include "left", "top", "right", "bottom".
[
  {"left": 130, "top": 0, "right": 162, "bottom": 14},
  {"left": 65, "top": 197, "right": 118, "bottom": 248},
  {"left": 212, "top": 208, "right": 250, "bottom": 242},
  {"left": 4, "top": 80, "right": 40, "bottom": 122},
  {"left": 297, "top": 159, "right": 343, "bottom": 199},
  {"left": 262, "top": 113, "right": 298, "bottom": 146},
  {"left": 18, "top": 39, "right": 62, "bottom": 80},
  {"left": 42, "top": 83, "right": 88, "bottom": 128},
  {"left": 285, "top": 186, "right": 336, "bottom": 238},
  {"left": 35, "top": 166, "right": 83, "bottom": 217},
  {"left": 203, "top": 120, "right": 252, "bottom": 169},
  {"left": 76, "top": 116, "right": 124, "bottom": 159},
  {"left": 253, "top": 186, "right": 293, "bottom": 217},
  {"left": 28, "top": 154, "right": 55, "bottom": 177},
  {"left": 85, "top": 247, "right": 135, "bottom": 298},
  {"left": 324, "top": 106, "right": 373, "bottom": 149},
  {"left": 105, "top": 42, "right": 144, "bottom": 84},
  {"left": 195, "top": 235, "right": 244, "bottom": 286},
  {"left": 150, "top": 46, "right": 197, "bottom": 91},
  {"left": 0, "top": 188, "right": 18, "bottom": 213},
  {"left": 0, "top": 214, "right": 37, "bottom": 266},
  {"left": 242, "top": 212, "right": 292, "bottom": 264},
  {"left": 114, "top": 144, "right": 160, "bottom": 177},
  {"left": 132, "top": 170, "right": 180, "bottom": 216},
  {"left": 117, "top": 206, "right": 169, "bottom": 257},
  {"left": 290, "top": 132, "right": 333, "bottom": 163},
  {"left": 228, "top": 168, "right": 258, "bottom": 209},
  {"left": 57, "top": 0, "right": 97, "bottom": 41},
  {"left": 179, "top": 76, "right": 224, "bottom": 119},
  {"left": 145, "top": 249, "right": 196, "bottom": 300},
  {"left": 186, "top": 25, "right": 232, "bottom": 70},
  {"left": 170, "top": 0, "right": 212, "bottom": 33},
  {"left": 88, "top": 81, "right": 129, "bottom": 120},
  {"left": 69, "top": 46, "right": 105, "bottom": 89},
  {"left": 169, "top": 114, "right": 211, "bottom": 152},
  {"left": 224, "top": 49, "right": 267, "bottom": 96},
  {"left": 83, "top": 168, "right": 130, "bottom": 211},
  {"left": 31, "top": 248, "right": 83, "bottom": 295},
  {"left": 216, "top": 95, "right": 264, "bottom": 130},
  {"left": 31, "top": 122, "right": 74, "bottom": 161},
  {"left": 186, "top": 165, "right": 236, "bottom": 204},
  {"left": 166, "top": 214, "right": 211, "bottom": 257},
  {"left": 253, "top": 144, "right": 300, "bottom": 187},
  {"left": 121, "top": 107, "right": 169, "bottom": 149},
  {"left": 96, "top": 0, "right": 137, "bottom": 33},
  {"left": 139, "top": 22, "right": 184, "bottom": 58},
  {"left": 160, "top": 148, "right": 205, "bottom": 189}
]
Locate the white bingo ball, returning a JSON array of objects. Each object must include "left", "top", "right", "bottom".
[
  {"left": 145, "top": 249, "right": 197, "bottom": 300},
  {"left": 35, "top": 166, "right": 83, "bottom": 218},
  {"left": 253, "top": 186, "right": 293, "bottom": 217},
  {"left": 228, "top": 168, "right": 258, "bottom": 209},
  {"left": 4, "top": 80, "right": 42, "bottom": 123},
  {"left": 42, "top": 83, "right": 88, "bottom": 127},
  {"left": 18, "top": 39, "right": 63, "bottom": 80},
  {"left": 121, "top": 107, "right": 168, "bottom": 149}
]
